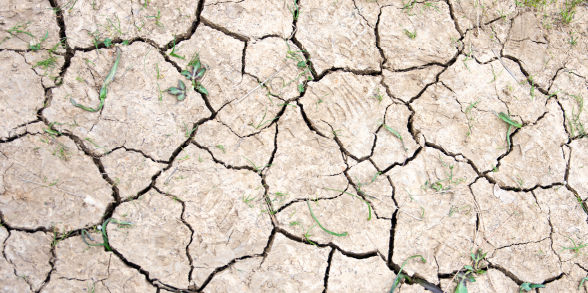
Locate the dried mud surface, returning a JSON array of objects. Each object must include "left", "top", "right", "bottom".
[{"left": 0, "top": 0, "right": 587, "bottom": 292}]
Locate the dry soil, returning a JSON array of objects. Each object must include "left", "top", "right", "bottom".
[{"left": 0, "top": 0, "right": 587, "bottom": 292}]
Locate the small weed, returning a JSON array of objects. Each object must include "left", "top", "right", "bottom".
[
  {"left": 146, "top": 9, "right": 163, "bottom": 27},
  {"left": 519, "top": 282, "right": 545, "bottom": 292},
  {"left": 270, "top": 192, "right": 288, "bottom": 206},
  {"left": 389, "top": 255, "right": 426, "bottom": 292},
  {"left": 243, "top": 156, "right": 271, "bottom": 174},
  {"left": 249, "top": 107, "right": 278, "bottom": 130},
  {"left": 183, "top": 123, "right": 197, "bottom": 137},
  {"left": 34, "top": 54, "right": 58, "bottom": 70},
  {"left": 51, "top": 230, "right": 72, "bottom": 247},
  {"left": 29, "top": 31, "right": 49, "bottom": 51},
  {"left": 370, "top": 171, "right": 381, "bottom": 183},
  {"left": 306, "top": 200, "right": 348, "bottom": 237},
  {"left": 44, "top": 122, "right": 61, "bottom": 136},
  {"left": 515, "top": 175, "right": 524, "bottom": 188},
  {"left": 497, "top": 9, "right": 508, "bottom": 20},
  {"left": 454, "top": 250, "right": 488, "bottom": 293},
  {"left": 383, "top": 124, "right": 407, "bottom": 151},
  {"left": 52, "top": 143, "right": 70, "bottom": 161},
  {"left": 106, "top": 15, "right": 122, "bottom": 35},
  {"left": 490, "top": 67, "right": 501, "bottom": 83},
  {"left": 561, "top": 236, "right": 587, "bottom": 255},
  {"left": 560, "top": 0, "right": 583, "bottom": 24},
  {"left": 182, "top": 54, "right": 208, "bottom": 95},
  {"left": 87, "top": 282, "right": 96, "bottom": 293},
  {"left": 402, "top": 0, "right": 417, "bottom": 15},
  {"left": 215, "top": 145, "right": 226, "bottom": 153},
  {"left": 103, "top": 38, "right": 113, "bottom": 48},
  {"left": 168, "top": 37, "right": 185, "bottom": 59},
  {"left": 71, "top": 47, "right": 121, "bottom": 112},
  {"left": 465, "top": 101, "right": 480, "bottom": 137},
  {"left": 569, "top": 32, "right": 578, "bottom": 46},
  {"left": 286, "top": 43, "right": 313, "bottom": 93},
  {"left": 49, "top": 38, "right": 66, "bottom": 54},
  {"left": 260, "top": 208, "right": 277, "bottom": 215},
  {"left": 242, "top": 195, "right": 256, "bottom": 208},
  {"left": 84, "top": 138, "right": 102, "bottom": 149},
  {"left": 302, "top": 224, "right": 317, "bottom": 246},
  {"left": 288, "top": 0, "right": 300, "bottom": 21},
  {"left": 497, "top": 112, "right": 522, "bottom": 149},
  {"left": 155, "top": 63, "right": 163, "bottom": 80},
  {"left": 167, "top": 80, "right": 187, "bottom": 101},
  {"left": 7, "top": 22, "right": 33, "bottom": 38},
  {"left": 60, "top": 0, "right": 79, "bottom": 12},
  {"left": 81, "top": 218, "right": 132, "bottom": 251},
  {"left": 527, "top": 76, "right": 536, "bottom": 100},
  {"left": 372, "top": 87, "right": 383, "bottom": 102},
  {"left": 463, "top": 48, "right": 473, "bottom": 71},
  {"left": 423, "top": 1, "right": 440, "bottom": 11},
  {"left": 403, "top": 29, "right": 417, "bottom": 39},
  {"left": 423, "top": 156, "right": 465, "bottom": 192},
  {"left": 517, "top": 0, "right": 549, "bottom": 8},
  {"left": 580, "top": 277, "right": 588, "bottom": 290},
  {"left": 567, "top": 94, "right": 585, "bottom": 137}
]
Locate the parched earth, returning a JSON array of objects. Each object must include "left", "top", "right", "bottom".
[{"left": 0, "top": 0, "right": 587, "bottom": 292}]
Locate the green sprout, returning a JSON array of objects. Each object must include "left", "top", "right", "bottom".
[
  {"left": 182, "top": 54, "right": 208, "bottom": 95},
  {"left": 285, "top": 43, "right": 313, "bottom": 93},
  {"left": 146, "top": 9, "right": 163, "bottom": 27},
  {"left": 454, "top": 250, "right": 488, "bottom": 293},
  {"left": 167, "top": 79, "right": 187, "bottom": 101},
  {"left": 7, "top": 22, "right": 33, "bottom": 38},
  {"left": 168, "top": 37, "right": 185, "bottom": 59},
  {"left": 465, "top": 101, "right": 480, "bottom": 137},
  {"left": 403, "top": 29, "right": 417, "bottom": 39},
  {"left": 288, "top": 0, "right": 300, "bottom": 20},
  {"left": 389, "top": 255, "right": 426, "bottom": 292},
  {"left": 81, "top": 218, "right": 132, "bottom": 251},
  {"left": 519, "top": 282, "right": 545, "bottom": 292},
  {"left": 497, "top": 112, "right": 522, "bottom": 149},
  {"left": 70, "top": 47, "right": 121, "bottom": 112},
  {"left": 29, "top": 31, "right": 49, "bottom": 51},
  {"left": 561, "top": 236, "right": 587, "bottom": 255},
  {"left": 306, "top": 200, "right": 348, "bottom": 237},
  {"left": 383, "top": 124, "right": 407, "bottom": 151}
]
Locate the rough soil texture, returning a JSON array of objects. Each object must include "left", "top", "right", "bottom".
[{"left": 0, "top": 0, "right": 587, "bottom": 292}]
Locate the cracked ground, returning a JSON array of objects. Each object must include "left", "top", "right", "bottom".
[{"left": 0, "top": 0, "right": 587, "bottom": 292}]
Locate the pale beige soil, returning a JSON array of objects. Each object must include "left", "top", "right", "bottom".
[{"left": 0, "top": 0, "right": 587, "bottom": 292}]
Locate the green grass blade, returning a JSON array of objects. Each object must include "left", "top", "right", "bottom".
[
  {"left": 454, "top": 279, "right": 468, "bottom": 293},
  {"left": 383, "top": 124, "right": 407, "bottom": 150},
  {"left": 306, "top": 200, "right": 348, "bottom": 237},
  {"left": 389, "top": 255, "right": 426, "bottom": 292},
  {"left": 102, "top": 47, "right": 121, "bottom": 90},
  {"left": 498, "top": 112, "right": 522, "bottom": 128},
  {"left": 389, "top": 273, "right": 409, "bottom": 293},
  {"left": 71, "top": 48, "right": 121, "bottom": 112},
  {"left": 81, "top": 229, "right": 104, "bottom": 247},
  {"left": 506, "top": 125, "right": 512, "bottom": 149}
]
